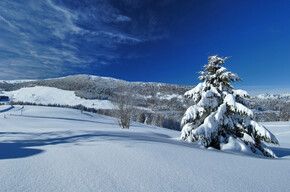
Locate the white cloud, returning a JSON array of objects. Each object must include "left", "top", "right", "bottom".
[
  {"left": 99, "top": 31, "right": 141, "bottom": 43},
  {"left": 46, "top": 0, "right": 84, "bottom": 36},
  {"left": 0, "top": 0, "right": 168, "bottom": 80},
  {"left": 116, "top": 15, "right": 132, "bottom": 22},
  {"left": 0, "top": 15, "right": 18, "bottom": 30}
]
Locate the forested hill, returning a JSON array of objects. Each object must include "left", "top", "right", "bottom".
[{"left": 0, "top": 75, "right": 289, "bottom": 130}]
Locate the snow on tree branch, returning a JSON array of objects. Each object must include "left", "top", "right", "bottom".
[{"left": 181, "top": 55, "right": 279, "bottom": 158}]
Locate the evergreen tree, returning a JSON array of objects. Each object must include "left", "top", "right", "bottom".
[{"left": 181, "top": 55, "right": 279, "bottom": 157}]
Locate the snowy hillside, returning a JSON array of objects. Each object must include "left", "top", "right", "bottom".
[
  {"left": 250, "top": 93, "right": 289, "bottom": 122},
  {"left": 0, "top": 105, "right": 290, "bottom": 192},
  {"left": 256, "top": 93, "right": 290, "bottom": 102},
  {"left": 0, "top": 79, "right": 36, "bottom": 84},
  {"left": 0, "top": 75, "right": 289, "bottom": 129},
  {"left": 4, "top": 86, "right": 115, "bottom": 109},
  {"left": 0, "top": 75, "right": 189, "bottom": 130}
]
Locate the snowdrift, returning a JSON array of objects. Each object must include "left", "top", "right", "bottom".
[{"left": 0, "top": 105, "right": 289, "bottom": 192}]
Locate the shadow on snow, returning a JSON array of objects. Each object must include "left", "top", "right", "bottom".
[
  {"left": 0, "top": 130, "right": 192, "bottom": 160},
  {"left": 11, "top": 114, "right": 116, "bottom": 125},
  {"left": 2, "top": 114, "right": 288, "bottom": 160},
  {"left": 0, "top": 143, "right": 44, "bottom": 160},
  {"left": 270, "top": 147, "right": 290, "bottom": 158}
]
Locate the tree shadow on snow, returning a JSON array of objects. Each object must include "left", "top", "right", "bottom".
[
  {"left": 12, "top": 114, "right": 116, "bottom": 125},
  {"left": 0, "top": 143, "right": 44, "bottom": 160},
  {"left": 270, "top": 147, "right": 290, "bottom": 158},
  {"left": 2, "top": 129, "right": 288, "bottom": 160},
  {"left": 0, "top": 130, "right": 194, "bottom": 160}
]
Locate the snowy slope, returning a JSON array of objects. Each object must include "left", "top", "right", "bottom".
[
  {"left": 4, "top": 86, "right": 115, "bottom": 109},
  {"left": 0, "top": 105, "right": 289, "bottom": 192},
  {"left": 257, "top": 93, "right": 290, "bottom": 100},
  {"left": 0, "top": 79, "right": 36, "bottom": 84}
]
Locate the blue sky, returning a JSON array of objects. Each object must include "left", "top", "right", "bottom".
[{"left": 0, "top": 0, "right": 289, "bottom": 95}]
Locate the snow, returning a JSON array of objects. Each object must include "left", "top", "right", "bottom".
[
  {"left": 220, "top": 136, "right": 252, "bottom": 154},
  {"left": 224, "top": 94, "right": 253, "bottom": 117},
  {"left": 195, "top": 113, "right": 218, "bottom": 137},
  {"left": 233, "top": 89, "right": 250, "bottom": 98},
  {"left": 181, "top": 55, "right": 279, "bottom": 157},
  {"left": 214, "top": 103, "right": 227, "bottom": 121},
  {"left": 0, "top": 105, "right": 290, "bottom": 191},
  {"left": 89, "top": 75, "right": 126, "bottom": 83},
  {"left": 0, "top": 105, "right": 14, "bottom": 113},
  {"left": 249, "top": 120, "right": 279, "bottom": 144},
  {"left": 257, "top": 93, "right": 290, "bottom": 100},
  {"left": 202, "top": 90, "right": 214, "bottom": 98},
  {"left": 262, "top": 121, "right": 290, "bottom": 152},
  {"left": 199, "top": 96, "right": 219, "bottom": 108},
  {"left": 216, "top": 66, "right": 227, "bottom": 74},
  {"left": 220, "top": 72, "right": 240, "bottom": 82},
  {"left": 156, "top": 93, "right": 183, "bottom": 100},
  {"left": 181, "top": 106, "right": 205, "bottom": 126},
  {"left": 242, "top": 133, "right": 255, "bottom": 143},
  {"left": 184, "top": 82, "right": 204, "bottom": 100},
  {"left": 3, "top": 86, "right": 116, "bottom": 109},
  {"left": 0, "top": 79, "right": 36, "bottom": 83}
]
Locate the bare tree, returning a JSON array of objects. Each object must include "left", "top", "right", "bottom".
[
  {"left": 151, "top": 113, "right": 164, "bottom": 127},
  {"left": 114, "top": 87, "right": 135, "bottom": 129}
]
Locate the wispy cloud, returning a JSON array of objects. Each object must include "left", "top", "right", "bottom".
[
  {"left": 46, "top": 0, "right": 84, "bottom": 36},
  {"left": 0, "top": 0, "right": 170, "bottom": 80},
  {"left": 0, "top": 15, "right": 18, "bottom": 30},
  {"left": 115, "top": 15, "right": 132, "bottom": 23}
]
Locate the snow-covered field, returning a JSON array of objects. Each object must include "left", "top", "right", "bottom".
[
  {"left": 3, "top": 86, "right": 116, "bottom": 109},
  {"left": 0, "top": 105, "right": 289, "bottom": 192}
]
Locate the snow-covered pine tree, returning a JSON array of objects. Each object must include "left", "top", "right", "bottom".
[{"left": 181, "top": 55, "right": 279, "bottom": 157}]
